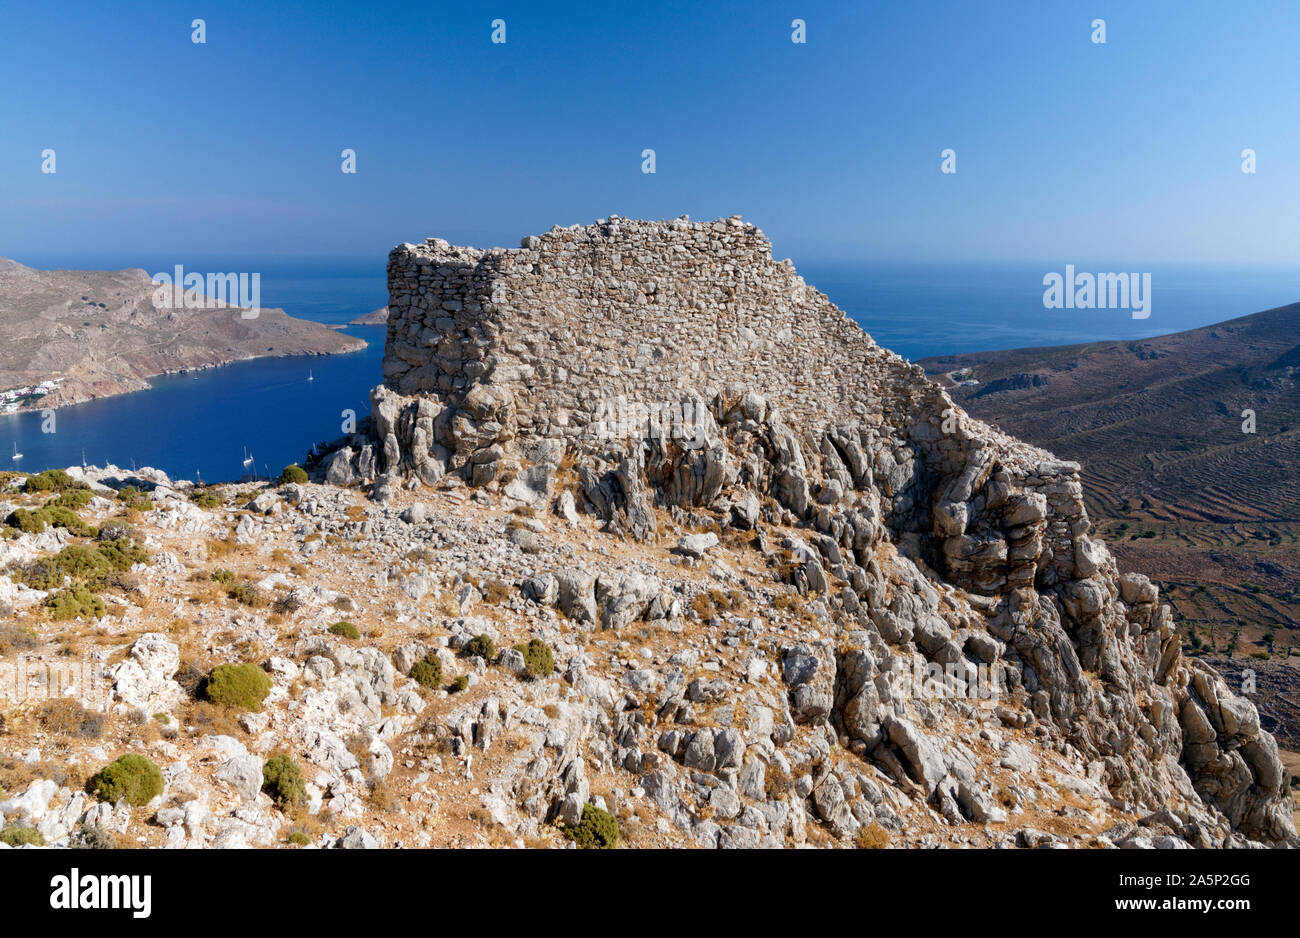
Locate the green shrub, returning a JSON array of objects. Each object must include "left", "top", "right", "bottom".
[
  {"left": 51, "top": 488, "right": 94, "bottom": 510},
  {"left": 97, "top": 521, "right": 136, "bottom": 542},
  {"left": 211, "top": 568, "right": 235, "bottom": 585},
  {"left": 463, "top": 633, "right": 496, "bottom": 661},
  {"left": 21, "top": 538, "right": 146, "bottom": 591},
  {"left": 45, "top": 586, "right": 105, "bottom": 621},
  {"left": 262, "top": 754, "right": 307, "bottom": 808},
  {"left": 89, "top": 754, "right": 164, "bottom": 806},
  {"left": 23, "top": 469, "right": 78, "bottom": 493},
  {"left": 227, "top": 583, "right": 268, "bottom": 607},
  {"left": 191, "top": 489, "right": 221, "bottom": 509},
  {"left": 279, "top": 465, "right": 308, "bottom": 485},
  {"left": 41, "top": 505, "right": 96, "bottom": 537},
  {"left": 0, "top": 825, "right": 45, "bottom": 847},
  {"left": 286, "top": 831, "right": 311, "bottom": 846},
  {"left": 5, "top": 508, "right": 50, "bottom": 533},
  {"left": 449, "top": 675, "right": 468, "bottom": 693},
  {"left": 95, "top": 536, "right": 148, "bottom": 571},
  {"left": 329, "top": 621, "right": 360, "bottom": 640},
  {"left": 515, "top": 638, "right": 554, "bottom": 679},
  {"left": 3, "top": 504, "right": 96, "bottom": 536},
  {"left": 409, "top": 653, "right": 442, "bottom": 689},
  {"left": 202, "top": 663, "right": 272, "bottom": 711},
  {"left": 24, "top": 544, "right": 105, "bottom": 589},
  {"left": 563, "top": 804, "right": 619, "bottom": 849},
  {"left": 115, "top": 487, "right": 154, "bottom": 512}
]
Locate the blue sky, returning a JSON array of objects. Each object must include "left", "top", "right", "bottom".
[{"left": 2, "top": 0, "right": 1298, "bottom": 266}]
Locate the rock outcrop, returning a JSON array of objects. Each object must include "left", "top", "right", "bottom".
[{"left": 310, "top": 216, "right": 1293, "bottom": 847}]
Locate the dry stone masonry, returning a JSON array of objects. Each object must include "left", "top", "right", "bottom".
[
  {"left": 308, "top": 216, "right": 1295, "bottom": 846},
  {"left": 382, "top": 215, "right": 935, "bottom": 437}
]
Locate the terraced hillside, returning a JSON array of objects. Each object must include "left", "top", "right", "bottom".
[{"left": 920, "top": 302, "right": 1300, "bottom": 663}]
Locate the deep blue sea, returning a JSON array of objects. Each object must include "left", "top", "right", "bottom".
[{"left": 2, "top": 255, "right": 1297, "bottom": 481}]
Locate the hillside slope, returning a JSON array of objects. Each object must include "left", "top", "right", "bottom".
[{"left": 920, "top": 303, "right": 1300, "bottom": 662}]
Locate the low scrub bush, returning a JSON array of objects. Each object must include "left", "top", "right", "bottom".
[
  {"left": 89, "top": 753, "right": 164, "bottom": 806},
  {"left": 190, "top": 488, "right": 221, "bottom": 509},
  {"left": 409, "top": 653, "right": 442, "bottom": 689},
  {"left": 227, "top": 583, "right": 268, "bottom": 607},
  {"left": 74, "top": 823, "right": 117, "bottom": 849},
  {"left": 854, "top": 822, "right": 891, "bottom": 849},
  {"left": 463, "top": 633, "right": 495, "bottom": 660},
  {"left": 262, "top": 754, "right": 307, "bottom": 808},
  {"left": 5, "top": 507, "right": 49, "bottom": 533},
  {"left": 51, "top": 488, "right": 94, "bottom": 510},
  {"left": 5, "top": 505, "right": 95, "bottom": 537},
  {"left": 0, "top": 825, "right": 44, "bottom": 847},
  {"left": 278, "top": 465, "right": 308, "bottom": 485},
  {"left": 329, "top": 621, "right": 360, "bottom": 640},
  {"left": 45, "top": 586, "right": 105, "bottom": 621},
  {"left": 201, "top": 663, "right": 272, "bottom": 711},
  {"left": 515, "top": 638, "right": 554, "bottom": 679},
  {"left": 21, "top": 538, "right": 147, "bottom": 591},
  {"left": 115, "top": 485, "right": 154, "bottom": 512},
  {"left": 563, "top": 804, "right": 619, "bottom": 849},
  {"left": 23, "top": 469, "right": 79, "bottom": 493},
  {"left": 97, "top": 521, "right": 136, "bottom": 541},
  {"left": 0, "top": 622, "right": 39, "bottom": 655}
]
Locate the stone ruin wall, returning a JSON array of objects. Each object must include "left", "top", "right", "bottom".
[
  {"left": 383, "top": 215, "right": 962, "bottom": 451},
  {"left": 379, "top": 214, "right": 1066, "bottom": 567}
]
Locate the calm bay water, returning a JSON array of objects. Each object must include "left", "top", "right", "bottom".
[
  {"left": 2, "top": 256, "right": 1297, "bottom": 481},
  {"left": 3, "top": 260, "right": 388, "bottom": 482}
]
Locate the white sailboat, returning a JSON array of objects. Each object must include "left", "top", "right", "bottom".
[
  {"left": 307, "top": 369, "right": 314, "bottom": 382},
  {"left": 242, "top": 447, "right": 255, "bottom": 472},
  {"left": 10, "top": 442, "right": 21, "bottom": 461}
]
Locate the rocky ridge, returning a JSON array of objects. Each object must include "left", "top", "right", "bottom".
[
  {"left": 0, "top": 218, "right": 1293, "bottom": 850},
  {"left": 308, "top": 217, "right": 1296, "bottom": 846}
]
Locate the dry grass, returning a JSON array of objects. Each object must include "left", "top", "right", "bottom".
[
  {"left": 854, "top": 822, "right": 891, "bottom": 849},
  {"left": 36, "top": 698, "right": 105, "bottom": 740},
  {"left": 205, "top": 536, "right": 238, "bottom": 562},
  {"left": 689, "top": 587, "right": 740, "bottom": 620},
  {"left": 181, "top": 700, "right": 242, "bottom": 738},
  {"left": 368, "top": 780, "right": 396, "bottom": 812},
  {"left": 0, "top": 621, "right": 40, "bottom": 656},
  {"left": 482, "top": 579, "right": 513, "bottom": 605},
  {"left": 0, "top": 753, "right": 88, "bottom": 795}
]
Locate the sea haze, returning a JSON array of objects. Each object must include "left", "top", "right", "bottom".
[
  {"left": 800, "top": 262, "right": 1300, "bottom": 362},
  {"left": 2, "top": 257, "right": 1297, "bottom": 481}
]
